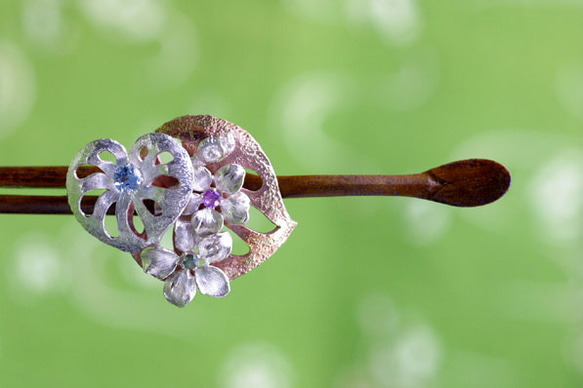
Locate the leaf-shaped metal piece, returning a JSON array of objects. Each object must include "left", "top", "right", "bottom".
[
  {"left": 67, "top": 133, "right": 194, "bottom": 254},
  {"left": 157, "top": 115, "right": 297, "bottom": 280}
]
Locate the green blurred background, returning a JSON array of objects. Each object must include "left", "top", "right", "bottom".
[{"left": 0, "top": 1, "right": 582, "bottom": 387}]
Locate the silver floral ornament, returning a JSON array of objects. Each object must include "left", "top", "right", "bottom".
[
  {"left": 140, "top": 229, "right": 233, "bottom": 307},
  {"left": 66, "top": 133, "right": 194, "bottom": 254},
  {"left": 66, "top": 115, "right": 296, "bottom": 308},
  {"left": 184, "top": 160, "right": 251, "bottom": 238},
  {"left": 157, "top": 115, "right": 297, "bottom": 280}
]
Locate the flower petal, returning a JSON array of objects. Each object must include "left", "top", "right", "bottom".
[
  {"left": 196, "top": 137, "right": 224, "bottom": 164},
  {"left": 218, "top": 131, "right": 236, "bottom": 157},
  {"left": 140, "top": 246, "right": 180, "bottom": 280},
  {"left": 125, "top": 133, "right": 195, "bottom": 248},
  {"left": 163, "top": 270, "right": 196, "bottom": 307},
  {"left": 198, "top": 232, "right": 233, "bottom": 263},
  {"left": 221, "top": 192, "right": 250, "bottom": 225},
  {"left": 192, "top": 208, "right": 224, "bottom": 237},
  {"left": 182, "top": 193, "right": 202, "bottom": 216},
  {"left": 192, "top": 166, "right": 213, "bottom": 192},
  {"left": 195, "top": 265, "right": 230, "bottom": 298},
  {"left": 215, "top": 164, "right": 245, "bottom": 194},
  {"left": 80, "top": 173, "right": 112, "bottom": 194},
  {"left": 174, "top": 218, "right": 197, "bottom": 252}
]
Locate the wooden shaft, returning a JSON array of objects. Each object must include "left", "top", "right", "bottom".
[
  {"left": 0, "top": 195, "right": 92, "bottom": 215},
  {"left": 0, "top": 166, "right": 71, "bottom": 188},
  {"left": 0, "top": 159, "right": 511, "bottom": 214},
  {"left": 276, "top": 174, "right": 434, "bottom": 198}
]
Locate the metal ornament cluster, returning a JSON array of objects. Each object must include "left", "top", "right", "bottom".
[{"left": 66, "top": 115, "right": 297, "bottom": 307}]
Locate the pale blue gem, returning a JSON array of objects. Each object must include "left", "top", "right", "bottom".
[
  {"left": 113, "top": 164, "right": 142, "bottom": 193},
  {"left": 182, "top": 253, "right": 198, "bottom": 270}
]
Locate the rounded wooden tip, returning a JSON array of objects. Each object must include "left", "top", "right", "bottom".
[{"left": 426, "top": 159, "right": 511, "bottom": 207}]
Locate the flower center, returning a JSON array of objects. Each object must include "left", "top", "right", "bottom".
[
  {"left": 113, "top": 164, "right": 142, "bottom": 193},
  {"left": 182, "top": 253, "right": 198, "bottom": 270},
  {"left": 202, "top": 189, "right": 221, "bottom": 208}
]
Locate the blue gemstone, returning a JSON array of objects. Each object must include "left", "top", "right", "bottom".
[
  {"left": 202, "top": 189, "right": 221, "bottom": 208},
  {"left": 113, "top": 164, "right": 142, "bottom": 193},
  {"left": 182, "top": 253, "right": 197, "bottom": 270}
]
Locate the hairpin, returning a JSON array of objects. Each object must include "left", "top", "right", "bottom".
[{"left": 0, "top": 115, "right": 511, "bottom": 307}]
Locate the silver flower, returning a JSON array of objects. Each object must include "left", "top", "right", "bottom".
[
  {"left": 191, "top": 130, "right": 236, "bottom": 165},
  {"left": 183, "top": 133, "right": 251, "bottom": 235},
  {"left": 67, "top": 133, "right": 194, "bottom": 253},
  {"left": 140, "top": 229, "right": 233, "bottom": 307}
]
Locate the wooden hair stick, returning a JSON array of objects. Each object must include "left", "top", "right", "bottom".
[{"left": 0, "top": 159, "right": 511, "bottom": 215}]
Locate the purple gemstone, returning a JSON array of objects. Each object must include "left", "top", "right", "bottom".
[{"left": 202, "top": 189, "right": 221, "bottom": 208}]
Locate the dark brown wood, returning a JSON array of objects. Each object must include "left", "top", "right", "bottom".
[
  {"left": 0, "top": 195, "right": 93, "bottom": 215},
  {"left": 0, "top": 159, "right": 511, "bottom": 214},
  {"left": 0, "top": 166, "right": 90, "bottom": 187},
  {"left": 0, "top": 166, "right": 66, "bottom": 188},
  {"left": 253, "top": 159, "right": 510, "bottom": 206},
  {"left": 425, "top": 159, "right": 511, "bottom": 207}
]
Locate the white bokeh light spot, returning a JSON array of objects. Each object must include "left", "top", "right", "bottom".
[
  {"left": 352, "top": 294, "right": 443, "bottom": 387},
  {"left": 22, "top": 0, "right": 64, "bottom": 48},
  {"left": 12, "top": 234, "right": 63, "bottom": 296},
  {"left": 368, "top": 0, "right": 421, "bottom": 46},
  {"left": 220, "top": 343, "right": 294, "bottom": 388},
  {"left": 403, "top": 200, "right": 451, "bottom": 245},
  {"left": 529, "top": 150, "right": 583, "bottom": 244},
  {"left": 78, "top": 0, "right": 166, "bottom": 43},
  {"left": 0, "top": 42, "right": 36, "bottom": 136}
]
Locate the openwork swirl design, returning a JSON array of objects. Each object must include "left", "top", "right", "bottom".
[
  {"left": 67, "top": 116, "right": 296, "bottom": 307},
  {"left": 66, "top": 133, "right": 194, "bottom": 254}
]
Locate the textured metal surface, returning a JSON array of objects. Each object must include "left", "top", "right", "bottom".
[
  {"left": 156, "top": 115, "right": 297, "bottom": 280},
  {"left": 67, "top": 133, "right": 194, "bottom": 254}
]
